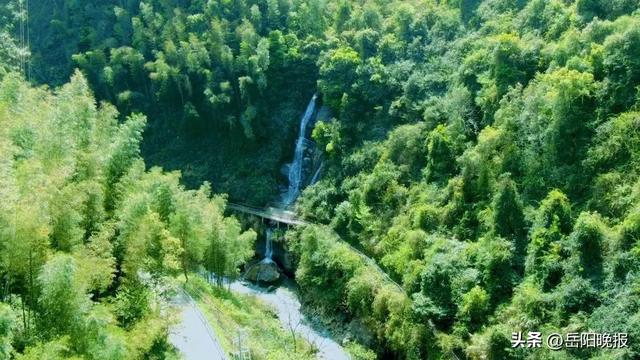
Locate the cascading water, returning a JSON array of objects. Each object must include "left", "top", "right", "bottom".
[
  {"left": 251, "top": 228, "right": 277, "bottom": 282},
  {"left": 283, "top": 94, "right": 317, "bottom": 206},
  {"left": 263, "top": 228, "right": 273, "bottom": 262},
  {"left": 257, "top": 95, "right": 318, "bottom": 270},
  {"left": 236, "top": 94, "right": 347, "bottom": 359}
]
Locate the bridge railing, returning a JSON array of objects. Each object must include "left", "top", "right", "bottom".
[
  {"left": 226, "top": 201, "right": 460, "bottom": 359},
  {"left": 228, "top": 202, "right": 401, "bottom": 290},
  {"left": 226, "top": 203, "right": 308, "bottom": 226}
]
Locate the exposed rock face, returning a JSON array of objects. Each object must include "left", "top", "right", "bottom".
[{"left": 244, "top": 260, "right": 281, "bottom": 283}]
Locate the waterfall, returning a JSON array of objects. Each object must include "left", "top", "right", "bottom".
[
  {"left": 264, "top": 228, "right": 273, "bottom": 262},
  {"left": 283, "top": 94, "right": 317, "bottom": 205}
]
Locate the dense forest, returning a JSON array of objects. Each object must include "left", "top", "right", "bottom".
[
  {"left": 1, "top": 0, "right": 640, "bottom": 359},
  {"left": 0, "top": 72, "right": 256, "bottom": 357}
]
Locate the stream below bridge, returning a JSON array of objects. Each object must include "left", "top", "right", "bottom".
[
  {"left": 171, "top": 93, "right": 349, "bottom": 359},
  {"left": 230, "top": 279, "right": 349, "bottom": 360},
  {"left": 235, "top": 93, "right": 348, "bottom": 359}
]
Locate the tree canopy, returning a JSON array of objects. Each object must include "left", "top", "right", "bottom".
[
  {"left": 2, "top": 0, "right": 640, "bottom": 358},
  {"left": 0, "top": 72, "right": 254, "bottom": 358}
]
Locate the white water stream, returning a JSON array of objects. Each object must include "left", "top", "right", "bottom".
[
  {"left": 283, "top": 94, "right": 317, "bottom": 205},
  {"left": 264, "top": 227, "right": 273, "bottom": 261},
  {"left": 242, "top": 94, "right": 349, "bottom": 359},
  {"left": 230, "top": 280, "right": 349, "bottom": 360}
]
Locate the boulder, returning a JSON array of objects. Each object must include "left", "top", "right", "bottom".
[{"left": 244, "top": 259, "right": 281, "bottom": 283}]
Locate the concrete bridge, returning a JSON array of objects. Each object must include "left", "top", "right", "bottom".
[
  {"left": 226, "top": 203, "right": 309, "bottom": 226},
  {"left": 226, "top": 203, "right": 462, "bottom": 358},
  {"left": 227, "top": 202, "right": 405, "bottom": 293}
]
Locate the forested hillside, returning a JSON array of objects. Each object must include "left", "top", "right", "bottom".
[
  {"left": 293, "top": 0, "right": 640, "bottom": 359},
  {"left": 0, "top": 72, "right": 255, "bottom": 358},
  {"left": 2, "top": 0, "right": 640, "bottom": 359},
  {"left": 24, "top": 0, "right": 322, "bottom": 204}
]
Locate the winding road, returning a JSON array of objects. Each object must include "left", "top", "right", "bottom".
[{"left": 169, "top": 290, "right": 228, "bottom": 360}]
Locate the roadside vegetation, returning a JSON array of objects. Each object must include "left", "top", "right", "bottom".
[
  {"left": 0, "top": 73, "right": 255, "bottom": 359},
  {"left": 183, "top": 276, "right": 316, "bottom": 360}
]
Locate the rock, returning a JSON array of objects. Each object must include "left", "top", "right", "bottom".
[{"left": 244, "top": 260, "right": 281, "bottom": 283}]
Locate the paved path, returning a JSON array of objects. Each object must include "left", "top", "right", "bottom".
[{"left": 169, "top": 290, "right": 228, "bottom": 360}]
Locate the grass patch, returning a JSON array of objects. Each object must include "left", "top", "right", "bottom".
[{"left": 181, "top": 275, "right": 317, "bottom": 360}]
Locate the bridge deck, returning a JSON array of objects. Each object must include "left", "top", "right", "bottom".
[
  {"left": 227, "top": 203, "right": 309, "bottom": 226},
  {"left": 226, "top": 201, "right": 460, "bottom": 358},
  {"left": 227, "top": 202, "right": 404, "bottom": 292}
]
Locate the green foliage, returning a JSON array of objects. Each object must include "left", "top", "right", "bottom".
[
  {"left": 0, "top": 304, "right": 13, "bottom": 359},
  {"left": 318, "top": 46, "right": 362, "bottom": 109},
  {"left": 492, "top": 175, "right": 525, "bottom": 239},
  {"left": 602, "top": 22, "right": 640, "bottom": 111},
  {"left": 587, "top": 111, "right": 640, "bottom": 173},
  {"left": 466, "top": 325, "right": 515, "bottom": 360},
  {"left": 0, "top": 2, "right": 24, "bottom": 78},
  {"left": 290, "top": 1, "right": 640, "bottom": 357},
  {"left": 24, "top": 0, "right": 324, "bottom": 205},
  {"left": 345, "top": 342, "right": 377, "bottom": 360},
  {"left": 525, "top": 190, "right": 574, "bottom": 290},
  {"left": 425, "top": 125, "right": 457, "bottom": 183},
  {"left": 346, "top": 270, "right": 382, "bottom": 318},
  {"left": 113, "top": 280, "right": 150, "bottom": 329},
  {"left": 0, "top": 73, "right": 255, "bottom": 358},
  {"left": 205, "top": 215, "right": 257, "bottom": 286},
  {"left": 419, "top": 256, "right": 462, "bottom": 326},
  {"left": 289, "top": 225, "right": 425, "bottom": 358},
  {"left": 457, "top": 286, "right": 489, "bottom": 331},
  {"left": 491, "top": 174, "right": 527, "bottom": 259},
  {"left": 475, "top": 235, "right": 516, "bottom": 303},
  {"left": 535, "top": 189, "right": 573, "bottom": 234},
  {"left": 577, "top": 0, "right": 640, "bottom": 21},
  {"left": 13, "top": 338, "right": 80, "bottom": 360},
  {"left": 105, "top": 113, "right": 146, "bottom": 212},
  {"left": 37, "top": 255, "right": 89, "bottom": 341},
  {"left": 9, "top": 0, "right": 640, "bottom": 358},
  {"left": 183, "top": 276, "right": 316, "bottom": 360},
  {"left": 567, "top": 212, "right": 606, "bottom": 283}
]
